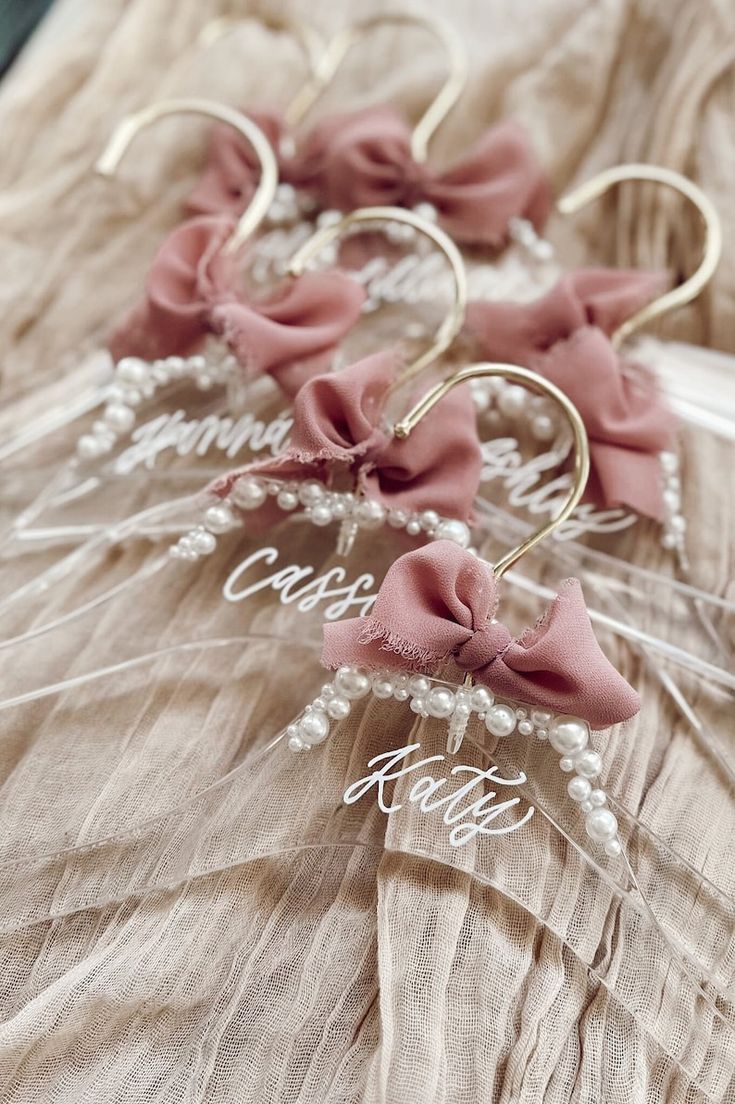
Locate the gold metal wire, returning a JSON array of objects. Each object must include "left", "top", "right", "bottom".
[
  {"left": 558, "top": 163, "right": 723, "bottom": 349},
  {"left": 286, "top": 205, "right": 468, "bottom": 386},
  {"left": 393, "top": 363, "right": 590, "bottom": 578},
  {"left": 293, "top": 12, "right": 467, "bottom": 161},
  {"left": 95, "top": 98, "right": 278, "bottom": 255}
]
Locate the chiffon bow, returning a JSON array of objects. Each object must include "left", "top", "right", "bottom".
[
  {"left": 466, "top": 268, "right": 678, "bottom": 520},
  {"left": 212, "top": 351, "right": 483, "bottom": 525},
  {"left": 322, "top": 540, "right": 640, "bottom": 729},
  {"left": 289, "top": 107, "right": 551, "bottom": 246},
  {"left": 108, "top": 214, "right": 365, "bottom": 394},
  {"left": 187, "top": 105, "right": 550, "bottom": 246}
]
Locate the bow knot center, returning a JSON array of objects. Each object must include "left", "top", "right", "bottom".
[{"left": 454, "top": 622, "right": 512, "bottom": 672}]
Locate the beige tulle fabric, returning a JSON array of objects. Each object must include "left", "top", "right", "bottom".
[{"left": 0, "top": 2, "right": 734, "bottom": 1102}]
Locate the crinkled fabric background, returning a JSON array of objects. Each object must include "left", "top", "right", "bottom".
[{"left": 0, "top": 2, "right": 733, "bottom": 1102}]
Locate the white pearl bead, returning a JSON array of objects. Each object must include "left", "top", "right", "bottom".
[
  {"left": 406, "top": 520, "right": 421, "bottom": 536},
  {"left": 485, "top": 704, "right": 517, "bottom": 737},
  {"left": 298, "top": 710, "right": 330, "bottom": 746},
  {"left": 204, "top": 503, "right": 235, "bottom": 533},
  {"left": 579, "top": 800, "right": 593, "bottom": 813},
  {"left": 604, "top": 839, "right": 622, "bottom": 857},
  {"left": 373, "top": 678, "right": 394, "bottom": 700},
  {"left": 567, "top": 776, "right": 592, "bottom": 803},
  {"left": 310, "top": 503, "right": 333, "bottom": 527},
  {"left": 434, "top": 519, "right": 471, "bottom": 547},
  {"left": 277, "top": 489, "right": 299, "bottom": 511},
  {"left": 327, "top": 694, "right": 351, "bottom": 720},
  {"left": 426, "top": 687, "right": 455, "bottom": 719},
  {"left": 531, "top": 414, "right": 555, "bottom": 442},
  {"left": 585, "top": 807, "right": 618, "bottom": 842},
  {"left": 299, "top": 480, "right": 326, "bottom": 507},
  {"left": 355, "top": 499, "right": 386, "bottom": 529},
  {"left": 660, "top": 451, "right": 678, "bottom": 473},
  {"left": 288, "top": 734, "right": 305, "bottom": 751},
  {"left": 232, "top": 477, "right": 267, "bottom": 510},
  {"left": 116, "top": 357, "right": 148, "bottom": 384},
  {"left": 559, "top": 757, "right": 575, "bottom": 772},
  {"left": 518, "top": 720, "right": 534, "bottom": 736},
  {"left": 420, "top": 510, "right": 440, "bottom": 532},
  {"left": 548, "top": 716, "right": 589, "bottom": 755},
  {"left": 190, "top": 530, "right": 217, "bottom": 555},
  {"left": 413, "top": 202, "right": 438, "bottom": 223},
  {"left": 336, "top": 668, "right": 371, "bottom": 700},
  {"left": 104, "top": 403, "right": 135, "bottom": 433},
  {"left": 77, "top": 434, "right": 101, "bottom": 459},
  {"left": 331, "top": 498, "right": 348, "bottom": 520},
  {"left": 408, "top": 675, "right": 431, "bottom": 697},
  {"left": 410, "top": 697, "right": 425, "bottom": 714},
  {"left": 471, "top": 687, "right": 494, "bottom": 712},
  {"left": 387, "top": 509, "right": 408, "bottom": 529},
  {"left": 531, "top": 710, "right": 552, "bottom": 726},
  {"left": 498, "top": 384, "right": 527, "bottom": 417},
  {"left": 574, "top": 750, "right": 602, "bottom": 779},
  {"left": 589, "top": 789, "right": 607, "bottom": 807}
]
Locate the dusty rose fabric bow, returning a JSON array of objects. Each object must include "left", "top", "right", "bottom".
[
  {"left": 323, "top": 541, "right": 640, "bottom": 729},
  {"left": 466, "top": 268, "right": 678, "bottom": 520},
  {"left": 212, "top": 350, "right": 483, "bottom": 525},
  {"left": 187, "top": 104, "right": 550, "bottom": 246},
  {"left": 108, "top": 214, "right": 365, "bottom": 394},
  {"left": 186, "top": 109, "right": 286, "bottom": 218}
]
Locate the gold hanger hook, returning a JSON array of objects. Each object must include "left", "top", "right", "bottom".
[
  {"left": 294, "top": 12, "right": 467, "bottom": 161},
  {"left": 196, "top": 16, "right": 326, "bottom": 127},
  {"left": 95, "top": 98, "right": 279, "bottom": 254},
  {"left": 394, "top": 363, "right": 590, "bottom": 579},
  {"left": 558, "top": 163, "right": 723, "bottom": 350},
  {"left": 286, "top": 205, "right": 467, "bottom": 386}
]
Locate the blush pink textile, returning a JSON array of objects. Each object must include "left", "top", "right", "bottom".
[
  {"left": 211, "top": 351, "right": 483, "bottom": 525},
  {"left": 107, "top": 215, "right": 365, "bottom": 394},
  {"left": 186, "top": 109, "right": 286, "bottom": 218},
  {"left": 466, "top": 268, "right": 678, "bottom": 520},
  {"left": 187, "top": 105, "right": 550, "bottom": 247},
  {"left": 322, "top": 540, "right": 640, "bottom": 729}
]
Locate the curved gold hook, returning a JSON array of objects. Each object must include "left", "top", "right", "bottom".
[
  {"left": 293, "top": 12, "right": 467, "bottom": 161},
  {"left": 197, "top": 16, "right": 326, "bottom": 127},
  {"left": 394, "top": 363, "right": 590, "bottom": 579},
  {"left": 558, "top": 164, "right": 722, "bottom": 350},
  {"left": 95, "top": 98, "right": 278, "bottom": 254},
  {"left": 287, "top": 205, "right": 467, "bottom": 386}
]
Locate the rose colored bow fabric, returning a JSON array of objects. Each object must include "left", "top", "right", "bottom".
[
  {"left": 287, "top": 106, "right": 551, "bottom": 246},
  {"left": 466, "top": 268, "right": 678, "bottom": 520},
  {"left": 212, "top": 350, "right": 483, "bottom": 525},
  {"left": 186, "top": 109, "right": 286, "bottom": 218},
  {"left": 108, "top": 214, "right": 365, "bottom": 393},
  {"left": 323, "top": 541, "right": 640, "bottom": 729}
]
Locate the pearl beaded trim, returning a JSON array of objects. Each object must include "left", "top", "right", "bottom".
[
  {"left": 169, "top": 477, "right": 472, "bottom": 561},
  {"left": 76, "top": 352, "right": 236, "bottom": 464},
  {"left": 470, "top": 375, "right": 562, "bottom": 443},
  {"left": 659, "top": 450, "right": 687, "bottom": 560},
  {"left": 288, "top": 665, "right": 621, "bottom": 856}
]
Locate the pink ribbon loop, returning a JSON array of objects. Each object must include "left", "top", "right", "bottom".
[
  {"left": 185, "top": 108, "right": 286, "bottom": 218},
  {"left": 322, "top": 541, "right": 640, "bottom": 730},
  {"left": 466, "top": 268, "right": 678, "bottom": 520},
  {"left": 211, "top": 351, "right": 483, "bottom": 526}
]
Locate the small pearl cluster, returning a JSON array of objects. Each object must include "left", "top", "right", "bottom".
[
  {"left": 76, "top": 353, "right": 235, "bottom": 463},
  {"left": 508, "top": 216, "right": 555, "bottom": 264},
  {"left": 263, "top": 183, "right": 314, "bottom": 228},
  {"left": 659, "top": 450, "right": 687, "bottom": 560},
  {"left": 288, "top": 668, "right": 620, "bottom": 856},
  {"left": 470, "top": 377, "right": 561, "bottom": 444},
  {"left": 169, "top": 476, "right": 472, "bottom": 561}
]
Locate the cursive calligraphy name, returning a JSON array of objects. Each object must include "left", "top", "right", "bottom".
[
  {"left": 481, "top": 438, "right": 637, "bottom": 540},
  {"left": 344, "top": 742, "right": 534, "bottom": 847},
  {"left": 114, "top": 409, "right": 293, "bottom": 474},
  {"left": 223, "top": 546, "right": 377, "bottom": 620}
]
